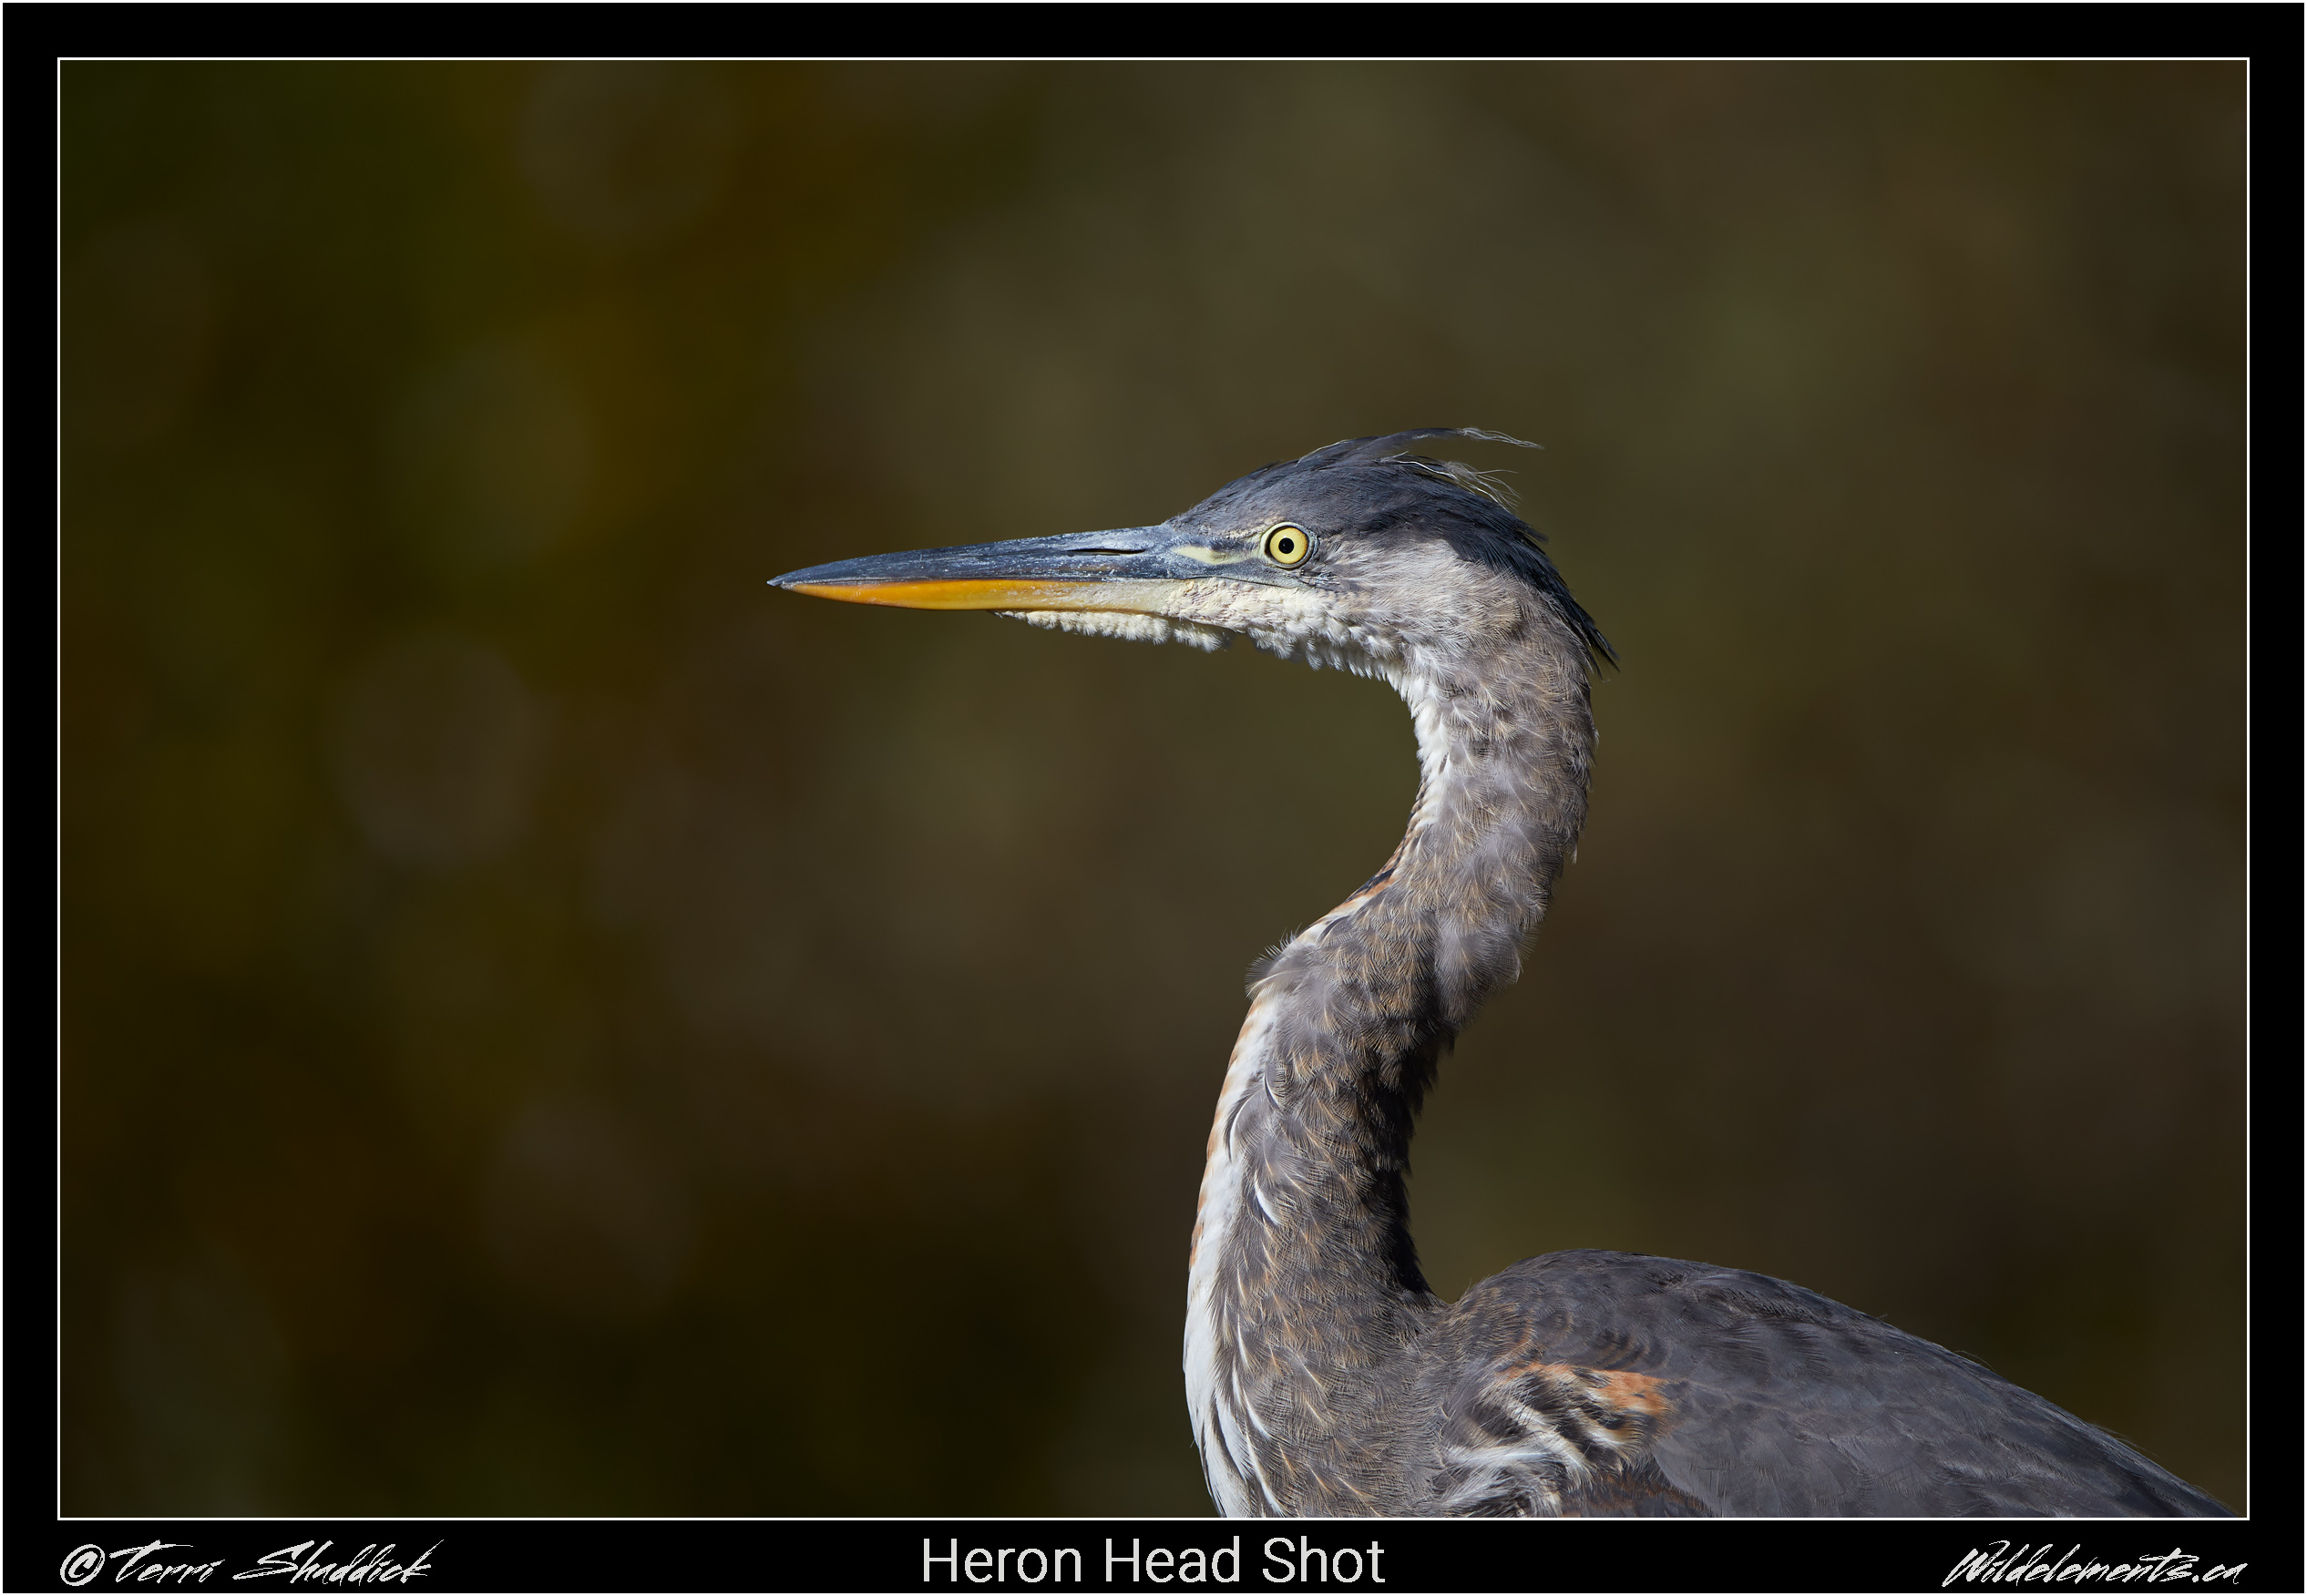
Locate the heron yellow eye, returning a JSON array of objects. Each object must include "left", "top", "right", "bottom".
[{"left": 1264, "top": 524, "right": 1311, "bottom": 567}]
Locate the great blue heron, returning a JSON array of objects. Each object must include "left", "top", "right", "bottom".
[{"left": 771, "top": 429, "right": 2229, "bottom": 1518}]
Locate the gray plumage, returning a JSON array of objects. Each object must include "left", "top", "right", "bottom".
[{"left": 772, "top": 428, "right": 2230, "bottom": 1519}]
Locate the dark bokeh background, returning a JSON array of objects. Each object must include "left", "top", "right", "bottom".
[{"left": 61, "top": 63, "right": 2245, "bottom": 1515}]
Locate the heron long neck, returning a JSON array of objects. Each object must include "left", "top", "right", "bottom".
[{"left": 1185, "top": 613, "right": 1596, "bottom": 1516}]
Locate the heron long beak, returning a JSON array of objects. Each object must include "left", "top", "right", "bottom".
[{"left": 769, "top": 527, "right": 1260, "bottom": 614}]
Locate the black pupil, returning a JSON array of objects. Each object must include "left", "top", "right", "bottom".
[{"left": 1277, "top": 535, "right": 1296, "bottom": 555}]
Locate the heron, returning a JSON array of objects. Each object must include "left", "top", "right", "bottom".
[{"left": 770, "top": 429, "right": 2230, "bottom": 1518}]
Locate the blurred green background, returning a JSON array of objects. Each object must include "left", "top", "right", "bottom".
[{"left": 61, "top": 63, "right": 2244, "bottom": 1515}]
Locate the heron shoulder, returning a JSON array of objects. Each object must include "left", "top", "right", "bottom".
[{"left": 1403, "top": 1250, "right": 2232, "bottom": 1518}]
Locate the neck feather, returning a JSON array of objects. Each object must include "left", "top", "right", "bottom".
[{"left": 1184, "top": 599, "right": 1597, "bottom": 1515}]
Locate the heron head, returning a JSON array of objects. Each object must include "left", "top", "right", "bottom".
[{"left": 770, "top": 428, "right": 1613, "bottom": 682}]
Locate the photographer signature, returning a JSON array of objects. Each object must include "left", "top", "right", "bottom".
[{"left": 60, "top": 1540, "right": 436, "bottom": 1587}]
